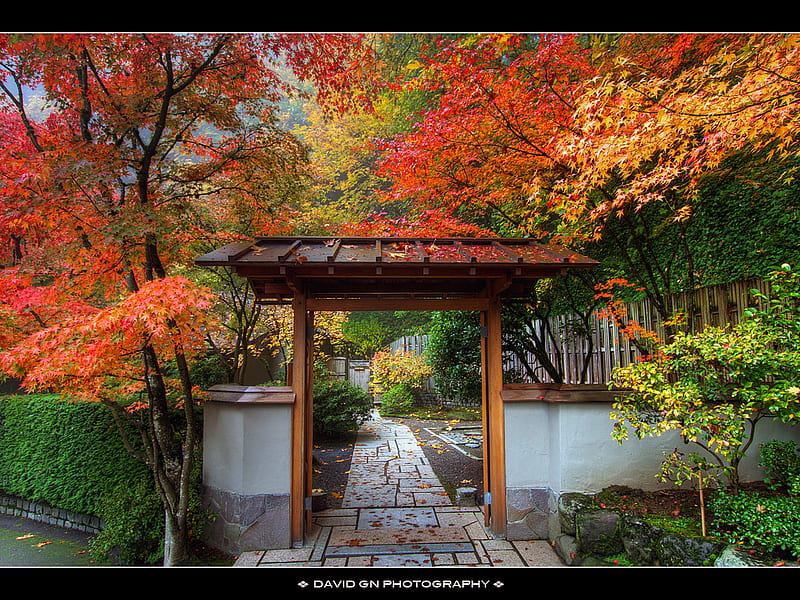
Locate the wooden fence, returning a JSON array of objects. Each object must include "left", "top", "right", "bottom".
[
  {"left": 389, "top": 335, "right": 437, "bottom": 392},
  {"left": 507, "top": 277, "right": 770, "bottom": 384},
  {"left": 387, "top": 277, "right": 770, "bottom": 386}
]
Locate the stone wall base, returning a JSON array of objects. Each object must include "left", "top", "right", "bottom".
[
  {"left": 0, "top": 493, "right": 104, "bottom": 534},
  {"left": 202, "top": 486, "right": 291, "bottom": 555},
  {"left": 505, "top": 487, "right": 559, "bottom": 541}
]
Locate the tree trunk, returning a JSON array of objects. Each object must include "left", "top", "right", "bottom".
[{"left": 163, "top": 510, "right": 190, "bottom": 566}]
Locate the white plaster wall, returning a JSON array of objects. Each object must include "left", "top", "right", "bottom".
[
  {"left": 505, "top": 401, "right": 800, "bottom": 494},
  {"left": 203, "top": 402, "right": 292, "bottom": 496}
]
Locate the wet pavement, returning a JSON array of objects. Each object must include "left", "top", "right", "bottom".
[
  {"left": 0, "top": 513, "right": 96, "bottom": 567},
  {"left": 234, "top": 410, "right": 565, "bottom": 568}
]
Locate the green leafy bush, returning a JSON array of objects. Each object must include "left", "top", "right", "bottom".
[
  {"left": 709, "top": 490, "right": 800, "bottom": 558},
  {"left": 425, "top": 311, "right": 482, "bottom": 404},
  {"left": 380, "top": 382, "right": 416, "bottom": 415},
  {"left": 90, "top": 479, "right": 164, "bottom": 565},
  {"left": 312, "top": 378, "right": 372, "bottom": 438},
  {"left": 760, "top": 440, "right": 800, "bottom": 496},
  {"left": 610, "top": 264, "right": 800, "bottom": 492}
]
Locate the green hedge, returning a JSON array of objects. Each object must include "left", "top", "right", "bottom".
[{"left": 0, "top": 394, "right": 151, "bottom": 517}]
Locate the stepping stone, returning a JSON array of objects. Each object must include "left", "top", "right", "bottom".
[
  {"left": 369, "top": 553, "right": 433, "bottom": 567},
  {"left": 328, "top": 526, "right": 470, "bottom": 546},
  {"left": 326, "top": 542, "right": 474, "bottom": 557},
  {"left": 357, "top": 507, "right": 438, "bottom": 529}
]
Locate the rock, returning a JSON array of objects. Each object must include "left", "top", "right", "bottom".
[
  {"left": 619, "top": 514, "right": 665, "bottom": 565},
  {"left": 455, "top": 487, "right": 478, "bottom": 506},
  {"left": 553, "top": 534, "right": 580, "bottom": 565},
  {"left": 575, "top": 508, "right": 623, "bottom": 557},
  {"left": 656, "top": 534, "right": 725, "bottom": 566},
  {"left": 558, "top": 492, "right": 596, "bottom": 536},
  {"left": 714, "top": 545, "right": 769, "bottom": 567}
]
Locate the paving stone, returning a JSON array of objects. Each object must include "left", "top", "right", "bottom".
[
  {"left": 259, "top": 547, "right": 313, "bottom": 562},
  {"left": 435, "top": 511, "right": 482, "bottom": 528},
  {"left": 314, "top": 515, "right": 358, "bottom": 526},
  {"left": 413, "top": 491, "right": 452, "bottom": 506},
  {"left": 370, "top": 553, "right": 433, "bottom": 566},
  {"left": 485, "top": 549, "right": 526, "bottom": 566},
  {"left": 329, "top": 526, "right": 470, "bottom": 546},
  {"left": 512, "top": 540, "right": 565, "bottom": 566},
  {"left": 357, "top": 507, "right": 438, "bottom": 529},
  {"left": 431, "top": 553, "right": 456, "bottom": 565},
  {"left": 456, "top": 551, "right": 481, "bottom": 565},
  {"left": 257, "top": 561, "right": 323, "bottom": 567},
  {"left": 481, "top": 538, "right": 515, "bottom": 551},
  {"left": 346, "top": 556, "right": 374, "bottom": 566},
  {"left": 326, "top": 542, "right": 474, "bottom": 557},
  {"left": 395, "top": 491, "right": 416, "bottom": 505},
  {"left": 465, "top": 521, "right": 491, "bottom": 540},
  {"left": 232, "top": 551, "right": 264, "bottom": 567}
]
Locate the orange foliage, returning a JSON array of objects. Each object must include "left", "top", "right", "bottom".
[
  {"left": 0, "top": 277, "right": 216, "bottom": 401},
  {"left": 338, "top": 208, "right": 495, "bottom": 238},
  {"left": 594, "top": 278, "right": 663, "bottom": 358}
]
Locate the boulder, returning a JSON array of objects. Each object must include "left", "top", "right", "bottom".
[
  {"left": 656, "top": 533, "right": 725, "bottom": 566},
  {"left": 455, "top": 487, "right": 478, "bottom": 506},
  {"left": 575, "top": 508, "right": 623, "bottom": 556},
  {"left": 714, "top": 545, "right": 769, "bottom": 567},
  {"left": 552, "top": 533, "right": 580, "bottom": 565},
  {"left": 619, "top": 514, "right": 665, "bottom": 565},
  {"left": 558, "top": 492, "right": 596, "bottom": 536}
]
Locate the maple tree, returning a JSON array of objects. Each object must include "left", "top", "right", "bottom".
[
  {"left": 374, "top": 33, "right": 800, "bottom": 327},
  {"left": 0, "top": 32, "right": 371, "bottom": 565}
]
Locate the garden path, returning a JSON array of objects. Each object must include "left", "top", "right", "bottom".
[{"left": 234, "top": 410, "right": 564, "bottom": 568}]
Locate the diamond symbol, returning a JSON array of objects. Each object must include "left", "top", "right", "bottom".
[
  {"left": 493, "top": 581, "right": 504, "bottom": 588},
  {"left": 298, "top": 581, "right": 308, "bottom": 588}
]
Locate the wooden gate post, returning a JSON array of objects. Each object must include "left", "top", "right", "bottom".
[
  {"left": 290, "top": 288, "right": 313, "bottom": 545},
  {"left": 481, "top": 280, "right": 507, "bottom": 536}
]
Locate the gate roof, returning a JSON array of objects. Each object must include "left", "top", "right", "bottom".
[{"left": 195, "top": 236, "right": 597, "bottom": 308}]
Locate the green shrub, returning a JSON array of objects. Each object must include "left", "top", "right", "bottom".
[
  {"left": 0, "top": 394, "right": 150, "bottom": 516},
  {"left": 709, "top": 490, "right": 800, "bottom": 558},
  {"left": 425, "top": 311, "right": 482, "bottom": 404},
  {"left": 760, "top": 440, "right": 800, "bottom": 496},
  {"left": 90, "top": 479, "right": 164, "bottom": 565},
  {"left": 312, "top": 378, "right": 372, "bottom": 438},
  {"left": 0, "top": 393, "right": 210, "bottom": 565},
  {"left": 380, "top": 383, "right": 416, "bottom": 415},
  {"left": 90, "top": 447, "right": 210, "bottom": 566}
]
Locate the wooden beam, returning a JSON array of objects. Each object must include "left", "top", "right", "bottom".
[
  {"left": 290, "top": 288, "right": 308, "bottom": 544},
  {"left": 307, "top": 297, "right": 492, "bottom": 312},
  {"left": 480, "top": 312, "right": 490, "bottom": 528},
  {"left": 304, "top": 309, "right": 315, "bottom": 534},
  {"left": 482, "top": 281, "right": 507, "bottom": 536}
]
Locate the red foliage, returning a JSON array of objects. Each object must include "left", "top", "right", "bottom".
[{"left": 338, "top": 208, "right": 495, "bottom": 238}]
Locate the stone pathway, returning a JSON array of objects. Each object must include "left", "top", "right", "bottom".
[{"left": 234, "top": 410, "right": 564, "bottom": 568}]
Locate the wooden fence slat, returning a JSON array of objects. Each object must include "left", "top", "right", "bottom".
[{"left": 381, "top": 278, "right": 770, "bottom": 389}]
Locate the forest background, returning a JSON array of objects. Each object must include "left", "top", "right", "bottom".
[{"left": 0, "top": 32, "right": 799, "bottom": 564}]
